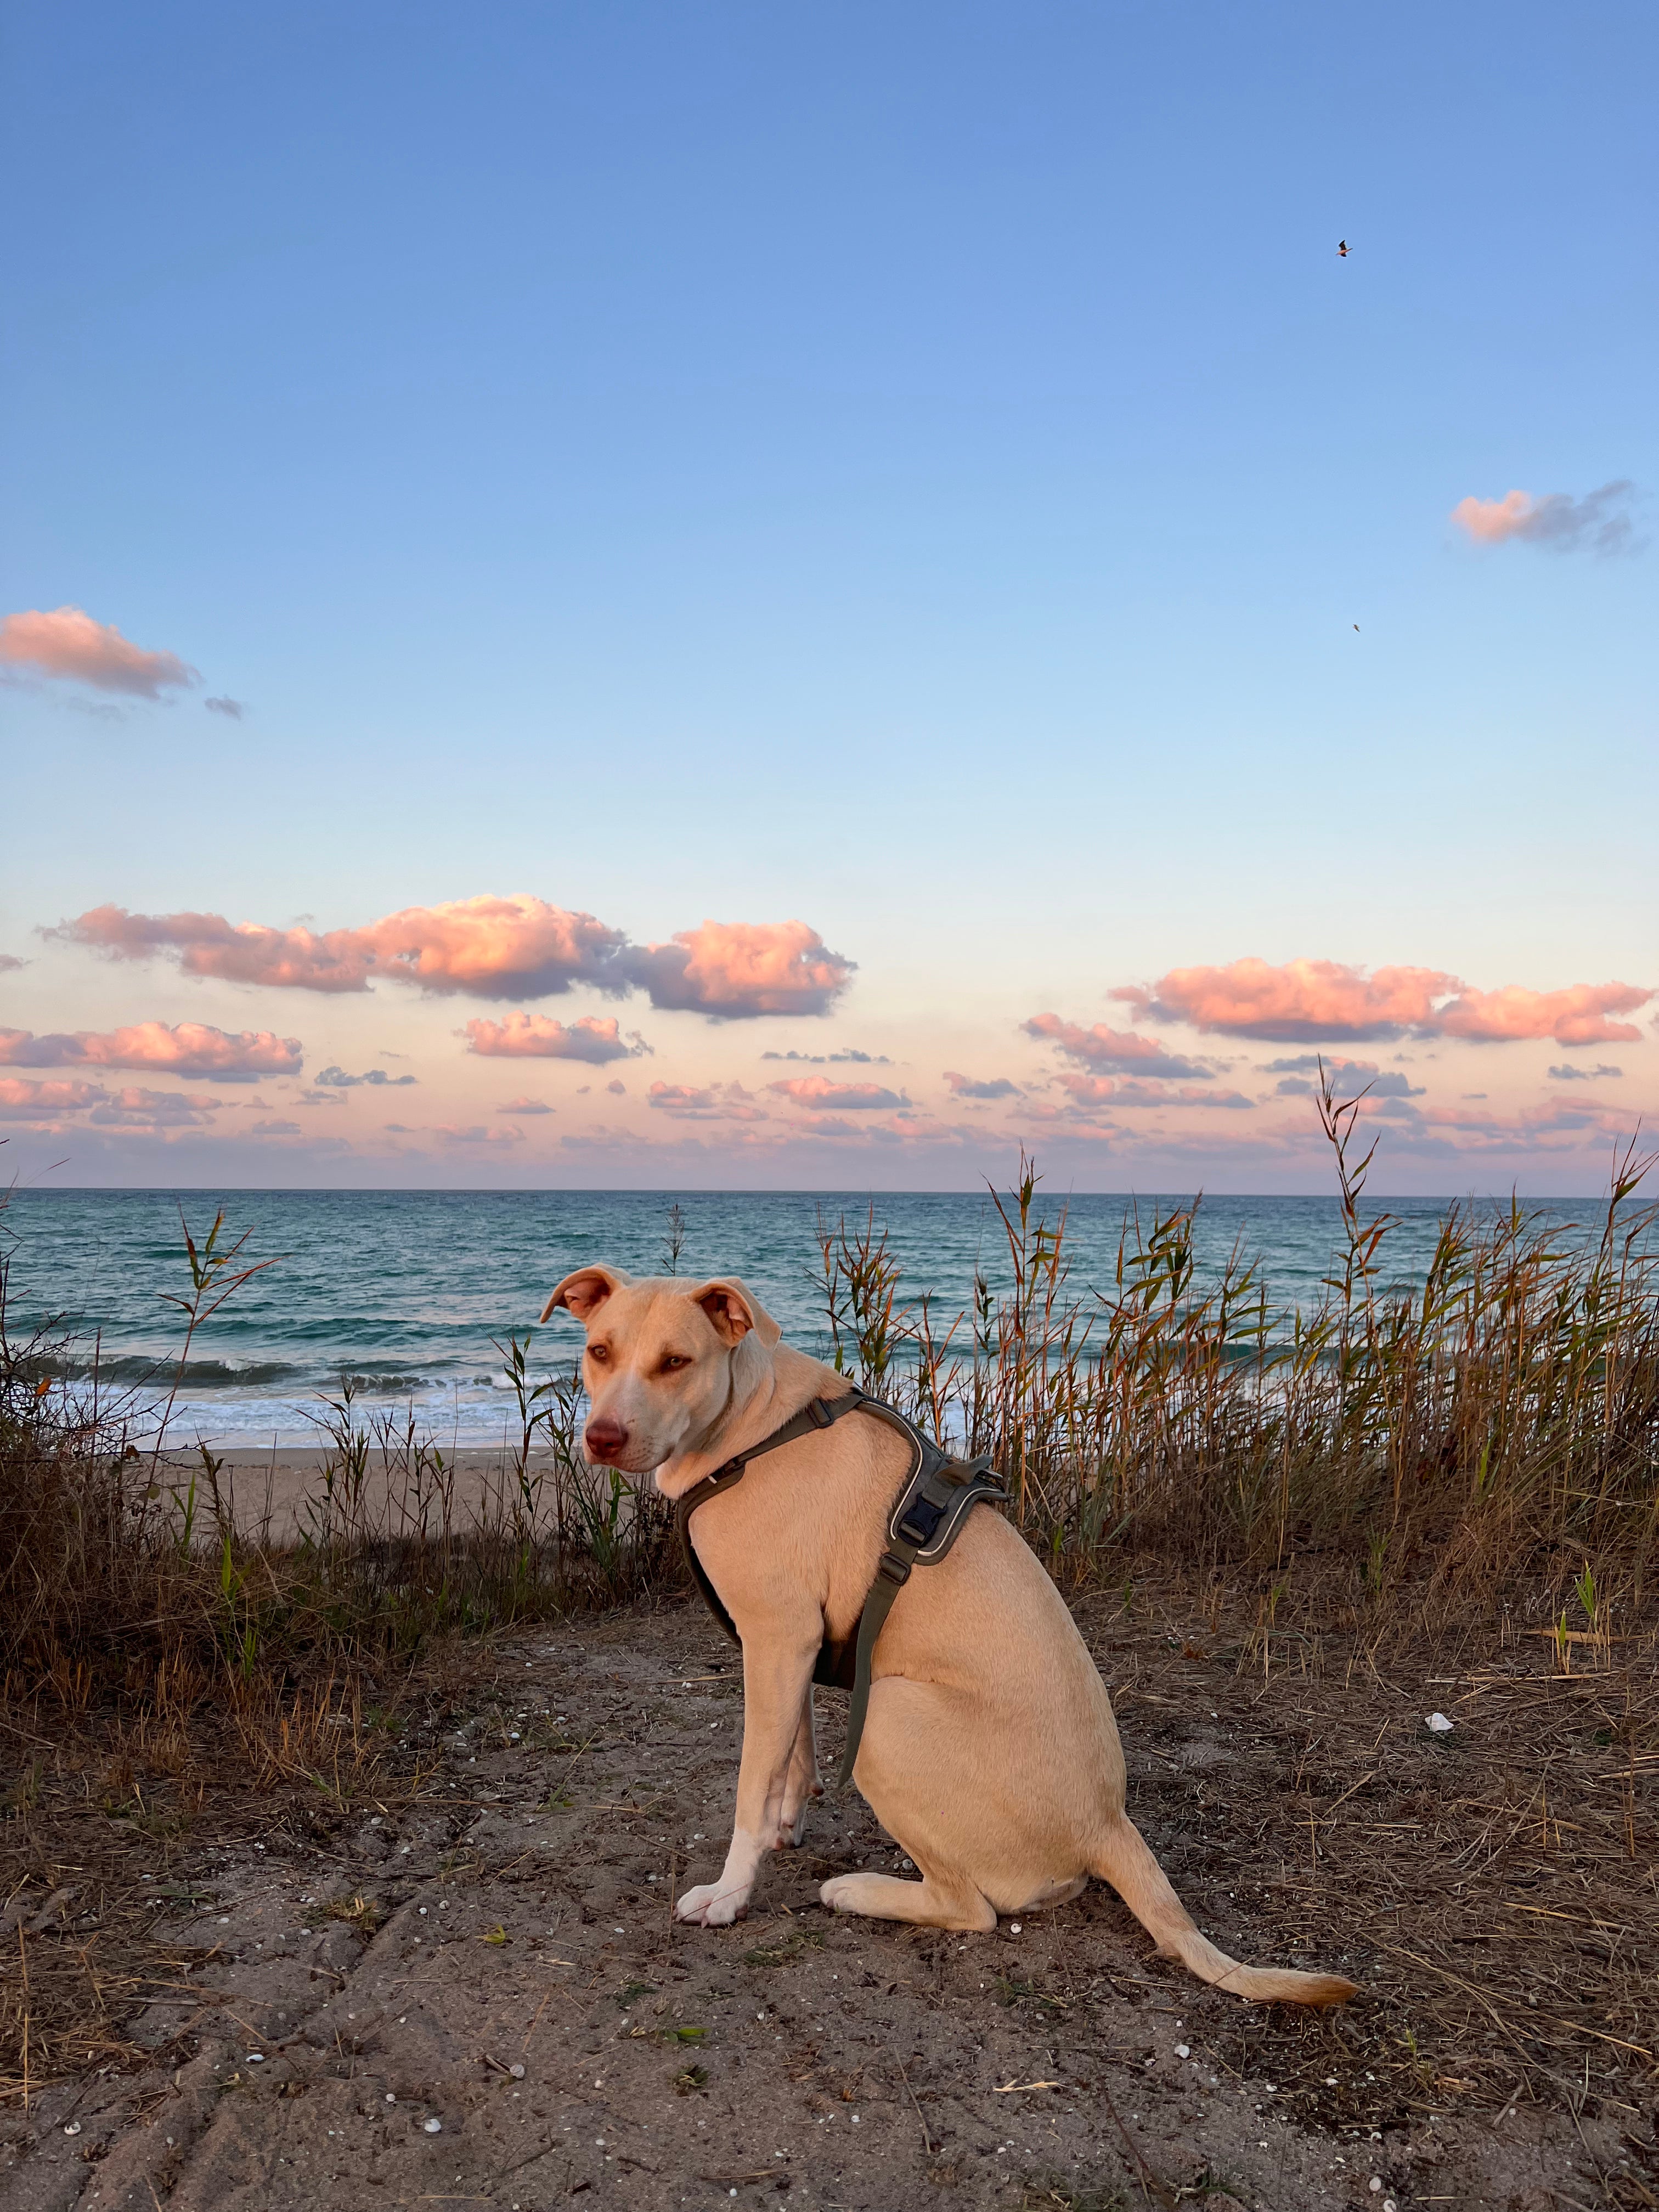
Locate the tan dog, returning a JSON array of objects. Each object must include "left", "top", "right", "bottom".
[{"left": 541, "top": 1263, "right": 1357, "bottom": 2007}]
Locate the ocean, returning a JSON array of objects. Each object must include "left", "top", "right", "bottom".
[{"left": 0, "top": 1186, "right": 1627, "bottom": 1447}]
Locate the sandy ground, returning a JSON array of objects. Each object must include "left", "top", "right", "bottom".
[
  {"left": 182, "top": 1447, "right": 563, "bottom": 1547},
  {"left": 3, "top": 1592, "right": 1655, "bottom": 2212}
]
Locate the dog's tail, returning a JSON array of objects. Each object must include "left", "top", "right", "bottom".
[{"left": 1090, "top": 1814, "right": 1357, "bottom": 2008}]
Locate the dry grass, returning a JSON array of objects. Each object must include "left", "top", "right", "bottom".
[
  {"left": 1075, "top": 1571, "right": 1659, "bottom": 2140},
  {"left": 818, "top": 1066, "right": 1659, "bottom": 1624},
  {"left": 0, "top": 1199, "right": 675, "bottom": 2093}
]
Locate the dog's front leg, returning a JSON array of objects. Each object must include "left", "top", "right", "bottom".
[
  {"left": 676, "top": 1637, "right": 816, "bottom": 1927},
  {"left": 775, "top": 1688, "right": 821, "bottom": 1847}
]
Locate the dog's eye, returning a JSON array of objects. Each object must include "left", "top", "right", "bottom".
[
  {"left": 659, "top": 1354, "right": 690, "bottom": 1373},
  {"left": 588, "top": 1342, "right": 610, "bottom": 1364}
]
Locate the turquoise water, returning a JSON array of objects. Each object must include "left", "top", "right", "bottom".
[{"left": 0, "top": 1187, "right": 1628, "bottom": 1445}]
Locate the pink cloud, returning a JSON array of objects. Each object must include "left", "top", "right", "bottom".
[
  {"left": 463, "top": 1013, "right": 647, "bottom": 1063},
  {"left": 943, "top": 1070, "right": 1022, "bottom": 1098},
  {"left": 1055, "top": 1073, "right": 1253, "bottom": 1111},
  {"left": 623, "top": 920, "right": 854, "bottom": 1018},
  {"left": 0, "top": 1077, "right": 106, "bottom": 1119},
  {"left": 775, "top": 1110, "right": 864, "bottom": 1137},
  {"left": 0, "top": 606, "right": 199, "bottom": 697},
  {"left": 1452, "top": 490, "right": 1535, "bottom": 543},
  {"left": 88, "top": 1086, "right": 221, "bottom": 1128},
  {"left": 53, "top": 899, "right": 852, "bottom": 1018},
  {"left": 496, "top": 1096, "right": 554, "bottom": 1115},
  {"left": 1435, "top": 983, "right": 1650, "bottom": 1046},
  {"left": 767, "top": 1075, "right": 906, "bottom": 1110},
  {"left": 55, "top": 895, "right": 627, "bottom": 999},
  {"left": 1119, "top": 960, "right": 1453, "bottom": 1040},
  {"left": 1362, "top": 1095, "right": 1640, "bottom": 1158},
  {"left": 1451, "top": 481, "right": 1638, "bottom": 555},
  {"left": 1017, "top": 1098, "right": 1120, "bottom": 1142},
  {"left": 1117, "top": 958, "right": 1652, "bottom": 1046},
  {"left": 1022, "top": 1014, "right": 1215, "bottom": 1079},
  {"left": 0, "top": 1020, "right": 302, "bottom": 1079},
  {"left": 647, "top": 1080, "right": 768, "bottom": 1122}
]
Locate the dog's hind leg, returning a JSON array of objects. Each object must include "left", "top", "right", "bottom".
[
  {"left": 820, "top": 1676, "right": 1011, "bottom": 1931},
  {"left": 821, "top": 1866, "right": 996, "bottom": 1931}
]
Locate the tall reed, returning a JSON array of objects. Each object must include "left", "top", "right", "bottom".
[
  {"left": 816, "top": 1068, "right": 1659, "bottom": 1595},
  {"left": 0, "top": 1201, "right": 674, "bottom": 1709}
]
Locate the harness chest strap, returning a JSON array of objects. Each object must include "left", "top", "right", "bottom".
[{"left": 673, "top": 1388, "right": 1007, "bottom": 1789}]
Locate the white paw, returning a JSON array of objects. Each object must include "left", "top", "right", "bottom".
[
  {"left": 819, "top": 1874, "right": 862, "bottom": 1914},
  {"left": 675, "top": 1880, "right": 749, "bottom": 1927}
]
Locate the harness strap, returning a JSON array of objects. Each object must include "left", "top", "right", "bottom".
[
  {"left": 673, "top": 1387, "right": 872, "bottom": 1648},
  {"left": 834, "top": 1440, "right": 1005, "bottom": 1787},
  {"left": 673, "top": 1384, "right": 1006, "bottom": 1791}
]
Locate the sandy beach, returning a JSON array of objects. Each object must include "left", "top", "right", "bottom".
[{"left": 172, "top": 1446, "right": 586, "bottom": 1549}]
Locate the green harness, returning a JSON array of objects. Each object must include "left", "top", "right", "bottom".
[{"left": 673, "top": 1386, "right": 1008, "bottom": 1788}]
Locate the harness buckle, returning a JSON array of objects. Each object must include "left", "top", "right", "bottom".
[
  {"left": 896, "top": 1492, "right": 947, "bottom": 1548},
  {"left": 806, "top": 1397, "right": 833, "bottom": 1428},
  {"left": 876, "top": 1552, "right": 911, "bottom": 1589}
]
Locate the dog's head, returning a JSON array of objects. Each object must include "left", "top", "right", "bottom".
[{"left": 540, "top": 1266, "right": 781, "bottom": 1474}]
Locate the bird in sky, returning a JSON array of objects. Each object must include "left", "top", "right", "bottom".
[
  {"left": 1353, "top": 624, "right": 1360, "bottom": 631},
  {"left": 1337, "top": 239, "right": 1350, "bottom": 257}
]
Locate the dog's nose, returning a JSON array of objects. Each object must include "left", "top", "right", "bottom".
[{"left": 584, "top": 1415, "right": 629, "bottom": 1462}]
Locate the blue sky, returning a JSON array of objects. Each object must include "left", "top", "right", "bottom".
[{"left": 2, "top": 1, "right": 1654, "bottom": 1190}]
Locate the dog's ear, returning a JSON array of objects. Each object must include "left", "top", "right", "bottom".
[
  {"left": 540, "top": 1265, "right": 631, "bottom": 1325},
  {"left": 690, "top": 1277, "right": 781, "bottom": 1348}
]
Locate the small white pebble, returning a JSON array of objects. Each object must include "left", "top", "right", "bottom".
[
  {"left": 1325, "top": 2076, "right": 1338, "bottom": 2086},
  {"left": 1175, "top": 2044, "right": 1190, "bottom": 2059},
  {"left": 64, "top": 2122, "right": 82, "bottom": 2136},
  {"left": 1009, "top": 1921, "right": 1022, "bottom": 1933},
  {"left": 423, "top": 2116, "right": 442, "bottom": 2134},
  {"left": 1369, "top": 2181, "right": 1383, "bottom": 2196},
  {"left": 1425, "top": 1712, "right": 1453, "bottom": 1734},
  {"left": 386, "top": 2094, "right": 397, "bottom": 2105},
  {"left": 247, "top": 2053, "right": 265, "bottom": 2064},
  {"left": 851, "top": 2114, "right": 860, "bottom": 2125}
]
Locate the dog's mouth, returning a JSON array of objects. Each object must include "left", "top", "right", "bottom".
[{"left": 584, "top": 1435, "right": 662, "bottom": 1476}]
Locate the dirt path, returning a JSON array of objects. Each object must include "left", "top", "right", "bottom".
[{"left": 3, "top": 1592, "right": 1654, "bottom": 2211}]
